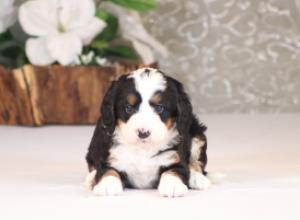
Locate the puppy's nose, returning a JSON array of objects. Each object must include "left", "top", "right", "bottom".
[{"left": 137, "top": 129, "right": 151, "bottom": 139}]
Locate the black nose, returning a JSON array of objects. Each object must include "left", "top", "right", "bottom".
[{"left": 138, "top": 129, "right": 151, "bottom": 139}]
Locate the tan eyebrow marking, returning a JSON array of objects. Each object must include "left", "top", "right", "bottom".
[
  {"left": 165, "top": 118, "right": 175, "bottom": 129},
  {"left": 150, "top": 93, "right": 162, "bottom": 105},
  {"left": 127, "top": 94, "right": 137, "bottom": 105}
]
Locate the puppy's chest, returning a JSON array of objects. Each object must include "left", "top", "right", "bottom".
[{"left": 108, "top": 144, "right": 178, "bottom": 189}]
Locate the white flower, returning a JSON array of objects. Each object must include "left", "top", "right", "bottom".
[
  {"left": 19, "top": 0, "right": 106, "bottom": 66},
  {"left": 81, "top": 51, "right": 95, "bottom": 64},
  {"left": 74, "top": 52, "right": 108, "bottom": 66},
  {"left": 74, "top": 51, "right": 95, "bottom": 65},
  {"left": 101, "top": 2, "right": 168, "bottom": 64},
  {"left": 95, "top": 57, "right": 108, "bottom": 66},
  {"left": 0, "top": 0, "right": 17, "bottom": 33}
]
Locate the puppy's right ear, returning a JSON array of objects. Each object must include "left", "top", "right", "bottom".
[
  {"left": 86, "top": 80, "right": 119, "bottom": 174},
  {"left": 100, "top": 80, "right": 118, "bottom": 133}
]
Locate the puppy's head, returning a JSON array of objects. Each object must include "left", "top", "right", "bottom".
[{"left": 100, "top": 68, "right": 192, "bottom": 147}]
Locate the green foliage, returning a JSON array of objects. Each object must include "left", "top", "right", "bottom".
[
  {"left": 105, "top": 45, "right": 138, "bottom": 60},
  {"left": 89, "top": 9, "right": 139, "bottom": 61},
  {"left": 90, "top": 40, "right": 109, "bottom": 50},
  {"left": 0, "top": 31, "right": 27, "bottom": 68},
  {"left": 95, "top": 10, "right": 119, "bottom": 42},
  {"left": 109, "top": 0, "right": 156, "bottom": 11}
]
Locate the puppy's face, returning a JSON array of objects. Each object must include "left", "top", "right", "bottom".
[{"left": 114, "top": 69, "right": 178, "bottom": 146}]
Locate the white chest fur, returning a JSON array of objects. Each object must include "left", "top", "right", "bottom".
[{"left": 108, "top": 144, "right": 178, "bottom": 189}]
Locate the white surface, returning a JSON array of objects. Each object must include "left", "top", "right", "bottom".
[{"left": 0, "top": 115, "right": 300, "bottom": 220}]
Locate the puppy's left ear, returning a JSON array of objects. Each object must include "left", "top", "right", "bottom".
[
  {"left": 86, "top": 80, "right": 120, "bottom": 174},
  {"left": 168, "top": 77, "right": 193, "bottom": 136},
  {"left": 100, "top": 80, "right": 118, "bottom": 133}
]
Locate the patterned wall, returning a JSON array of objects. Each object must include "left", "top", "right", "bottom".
[{"left": 144, "top": 0, "right": 300, "bottom": 113}]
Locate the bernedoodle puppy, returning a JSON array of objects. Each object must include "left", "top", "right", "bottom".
[{"left": 85, "top": 68, "right": 211, "bottom": 197}]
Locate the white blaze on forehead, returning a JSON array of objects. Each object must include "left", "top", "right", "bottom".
[{"left": 128, "top": 68, "right": 166, "bottom": 100}]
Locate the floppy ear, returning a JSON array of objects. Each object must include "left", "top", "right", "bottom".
[
  {"left": 100, "top": 80, "right": 118, "bottom": 134},
  {"left": 170, "top": 78, "right": 193, "bottom": 136},
  {"left": 85, "top": 80, "right": 118, "bottom": 176},
  {"left": 167, "top": 77, "right": 193, "bottom": 160}
]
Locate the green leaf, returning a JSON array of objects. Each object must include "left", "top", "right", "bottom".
[
  {"left": 109, "top": 0, "right": 156, "bottom": 11},
  {"left": 0, "top": 54, "right": 15, "bottom": 67},
  {"left": 90, "top": 40, "right": 109, "bottom": 50},
  {"left": 95, "top": 9, "right": 119, "bottom": 41},
  {"left": 16, "top": 52, "right": 28, "bottom": 68},
  {"left": 105, "top": 45, "right": 138, "bottom": 60},
  {"left": 0, "top": 41, "right": 19, "bottom": 51},
  {"left": 0, "top": 31, "right": 27, "bottom": 68},
  {"left": 0, "top": 31, "right": 13, "bottom": 43}
]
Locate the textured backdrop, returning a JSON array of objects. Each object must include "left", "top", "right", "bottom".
[{"left": 144, "top": 0, "right": 300, "bottom": 113}]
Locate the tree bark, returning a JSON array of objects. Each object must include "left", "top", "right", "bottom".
[{"left": 0, "top": 63, "right": 156, "bottom": 126}]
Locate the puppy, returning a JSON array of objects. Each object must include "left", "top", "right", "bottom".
[{"left": 85, "top": 68, "right": 211, "bottom": 197}]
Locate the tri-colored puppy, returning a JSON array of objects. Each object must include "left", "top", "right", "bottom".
[{"left": 85, "top": 68, "right": 211, "bottom": 197}]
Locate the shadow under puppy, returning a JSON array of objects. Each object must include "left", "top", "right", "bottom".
[{"left": 85, "top": 68, "right": 211, "bottom": 197}]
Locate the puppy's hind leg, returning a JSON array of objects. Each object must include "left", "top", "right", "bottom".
[
  {"left": 189, "top": 167, "right": 211, "bottom": 190},
  {"left": 188, "top": 137, "right": 211, "bottom": 190}
]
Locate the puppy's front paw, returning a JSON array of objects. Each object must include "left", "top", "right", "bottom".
[
  {"left": 93, "top": 175, "right": 123, "bottom": 196},
  {"left": 189, "top": 170, "right": 211, "bottom": 190},
  {"left": 158, "top": 173, "right": 188, "bottom": 198},
  {"left": 91, "top": 169, "right": 123, "bottom": 196}
]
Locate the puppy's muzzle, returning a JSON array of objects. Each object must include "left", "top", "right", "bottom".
[{"left": 137, "top": 129, "right": 151, "bottom": 139}]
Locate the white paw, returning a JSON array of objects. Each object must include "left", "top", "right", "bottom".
[
  {"left": 93, "top": 175, "right": 123, "bottom": 196},
  {"left": 189, "top": 170, "right": 211, "bottom": 190},
  {"left": 84, "top": 170, "right": 97, "bottom": 190},
  {"left": 158, "top": 173, "right": 188, "bottom": 197}
]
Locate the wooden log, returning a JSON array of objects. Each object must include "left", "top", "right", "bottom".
[
  {"left": 0, "top": 66, "right": 35, "bottom": 125},
  {"left": 0, "top": 63, "right": 157, "bottom": 126}
]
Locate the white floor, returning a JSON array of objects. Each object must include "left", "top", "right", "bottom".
[{"left": 1, "top": 115, "right": 300, "bottom": 220}]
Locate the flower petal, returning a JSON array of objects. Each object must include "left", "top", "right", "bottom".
[
  {"left": 138, "top": 34, "right": 169, "bottom": 58},
  {"left": 26, "top": 37, "right": 55, "bottom": 66},
  {"left": 47, "top": 33, "right": 82, "bottom": 65},
  {"left": 0, "top": 0, "right": 17, "bottom": 33},
  {"left": 132, "top": 40, "right": 155, "bottom": 65},
  {"left": 59, "top": 0, "right": 95, "bottom": 30},
  {"left": 102, "top": 2, "right": 168, "bottom": 58},
  {"left": 72, "top": 18, "right": 106, "bottom": 45},
  {"left": 0, "top": 24, "right": 5, "bottom": 34},
  {"left": 121, "top": 11, "right": 168, "bottom": 58},
  {"left": 19, "top": 0, "right": 58, "bottom": 36},
  {"left": 0, "top": 13, "right": 16, "bottom": 33}
]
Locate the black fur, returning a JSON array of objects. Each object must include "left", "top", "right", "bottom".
[{"left": 86, "top": 69, "right": 208, "bottom": 188}]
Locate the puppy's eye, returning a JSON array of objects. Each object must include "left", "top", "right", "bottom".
[
  {"left": 125, "top": 104, "right": 134, "bottom": 114},
  {"left": 154, "top": 104, "right": 164, "bottom": 114}
]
